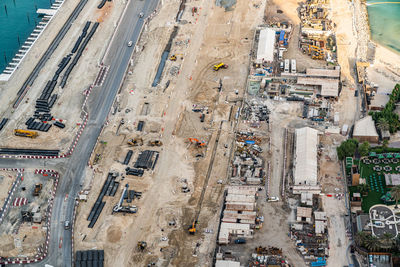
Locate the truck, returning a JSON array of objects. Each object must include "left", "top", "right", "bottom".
[
  {"left": 33, "top": 183, "right": 42, "bottom": 196},
  {"left": 284, "top": 59, "right": 289, "bottom": 73},
  {"left": 291, "top": 59, "right": 296, "bottom": 74},
  {"left": 14, "top": 129, "right": 38, "bottom": 138}
]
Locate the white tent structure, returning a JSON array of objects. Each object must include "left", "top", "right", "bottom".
[
  {"left": 294, "top": 127, "right": 319, "bottom": 186},
  {"left": 256, "top": 28, "right": 275, "bottom": 62}
]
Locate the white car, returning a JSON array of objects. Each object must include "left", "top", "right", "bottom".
[
  {"left": 139, "top": 12, "right": 144, "bottom": 18},
  {"left": 267, "top": 196, "right": 279, "bottom": 202},
  {"left": 127, "top": 41, "right": 133, "bottom": 47}
]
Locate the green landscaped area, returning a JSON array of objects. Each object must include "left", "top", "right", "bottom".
[{"left": 349, "top": 154, "right": 400, "bottom": 212}]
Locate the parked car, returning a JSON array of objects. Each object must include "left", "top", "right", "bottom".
[
  {"left": 234, "top": 238, "right": 246, "bottom": 244},
  {"left": 267, "top": 196, "right": 279, "bottom": 202},
  {"left": 64, "top": 220, "right": 70, "bottom": 230}
]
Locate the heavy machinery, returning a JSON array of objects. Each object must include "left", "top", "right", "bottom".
[
  {"left": 188, "top": 220, "right": 197, "bottom": 235},
  {"left": 188, "top": 138, "right": 206, "bottom": 147},
  {"left": 169, "top": 54, "right": 183, "bottom": 61},
  {"left": 127, "top": 137, "right": 143, "bottom": 146},
  {"left": 33, "top": 183, "right": 42, "bottom": 196},
  {"left": 213, "top": 63, "right": 228, "bottom": 71},
  {"left": 113, "top": 184, "right": 138, "bottom": 213},
  {"left": 137, "top": 241, "right": 147, "bottom": 251},
  {"left": 14, "top": 129, "right": 38, "bottom": 138},
  {"left": 148, "top": 140, "right": 163, "bottom": 146}
]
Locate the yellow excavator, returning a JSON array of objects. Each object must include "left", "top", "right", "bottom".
[
  {"left": 127, "top": 137, "right": 143, "bottom": 146},
  {"left": 148, "top": 140, "right": 163, "bottom": 147},
  {"left": 188, "top": 220, "right": 197, "bottom": 235}
]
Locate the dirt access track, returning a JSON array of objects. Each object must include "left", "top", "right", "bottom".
[{"left": 74, "top": 0, "right": 266, "bottom": 266}]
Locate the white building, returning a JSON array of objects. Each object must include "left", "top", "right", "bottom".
[
  {"left": 256, "top": 28, "right": 276, "bottom": 62},
  {"left": 294, "top": 127, "right": 319, "bottom": 186},
  {"left": 218, "top": 222, "right": 253, "bottom": 244}
]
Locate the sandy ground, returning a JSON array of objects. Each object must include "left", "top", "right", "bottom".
[
  {"left": 0, "top": 171, "right": 16, "bottom": 207},
  {"left": 0, "top": 0, "right": 126, "bottom": 152},
  {"left": 74, "top": 0, "right": 268, "bottom": 266}
]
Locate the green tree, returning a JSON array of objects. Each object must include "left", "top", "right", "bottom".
[
  {"left": 391, "top": 185, "right": 400, "bottom": 209},
  {"left": 337, "top": 139, "right": 359, "bottom": 160},
  {"left": 379, "top": 233, "right": 395, "bottom": 251},
  {"left": 355, "top": 231, "right": 368, "bottom": 247},
  {"left": 383, "top": 139, "right": 389, "bottom": 149},
  {"left": 359, "top": 141, "right": 370, "bottom": 157},
  {"left": 364, "top": 235, "right": 381, "bottom": 252},
  {"left": 377, "top": 118, "right": 389, "bottom": 132},
  {"left": 357, "top": 183, "right": 369, "bottom": 196}
]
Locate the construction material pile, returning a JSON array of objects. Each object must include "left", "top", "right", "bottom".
[
  {"left": 231, "top": 132, "right": 264, "bottom": 185},
  {"left": 248, "top": 246, "right": 291, "bottom": 267}
]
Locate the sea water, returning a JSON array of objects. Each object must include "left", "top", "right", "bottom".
[
  {"left": 367, "top": 0, "right": 400, "bottom": 53},
  {"left": 0, "top": 0, "right": 51, "bottom": 72}
]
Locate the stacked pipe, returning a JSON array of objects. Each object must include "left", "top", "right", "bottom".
[
  {"left": 87, "top": 172, "right": 116, "bottom": 228},
  {"left": 0, "top": 148, "right": 59, "bottom": 156},
  {"left": 61, "top": 22, "right": 99, "bottom": 88},
  {"left": 133, "top": 150, "right": 158, "bottom": 169},
  {"left": 123, "top": 150, "right": 133, "bottom": 165},
  {"left": 0, "top": 118, "right": 9, "bottom": 132},
  {"left": 97, "top": 0, "right": 107, "bottom": 9},
  {"left": 24, "top": 22, "right": 96, "bottom": 132},
  {"left": 125, "top": 167, "right": 144, "bottom": 177},
  {"left": 71, "top": 21, "right": 91, "bottom": 53}
]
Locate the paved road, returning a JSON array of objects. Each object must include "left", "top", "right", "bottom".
[{"left": 3, "top": 0, "right": 159, "bottom": 266}]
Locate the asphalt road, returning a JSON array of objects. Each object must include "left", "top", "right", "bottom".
[{"left": 2, "top": 0, "right": 159, "bottom": 265}]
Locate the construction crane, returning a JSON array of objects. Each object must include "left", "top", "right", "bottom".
[
  {"left": 14, "top": 129, "right": 38, "bottom": 138},
  {"left": 213, "top": 63, "right": 228, "bottom": 71},
  {"left": 188, "top": 138, "right": 206, "bottom": 147},
  {"left": 113, "top": 184, "right": 138, "bottom": 213}
]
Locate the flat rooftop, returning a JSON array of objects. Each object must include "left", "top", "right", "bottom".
[
  {"left": 306, "top": 68, "right": 340, "bottom": 78},
  {"left": 297, "top": 77, "right": 339, "bottom": 97}
]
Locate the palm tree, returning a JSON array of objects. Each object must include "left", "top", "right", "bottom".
[
  {"left": 377, "top": 118, "right": 389, "bottom": 132},
  {"left": 379, "top": 233, "right": 395, "bottom": 251},
  {"left": 390, "top": 185, "right": 400, "bottom": 209},
  {"left": 357, "top": 183, "right": 369, "bottom": 196},
  {"left": 364, "top": 235, "right": 381, "bottom": 252},
  {"left": 355, "top": 231, "right": 369, "bottom": 247}
]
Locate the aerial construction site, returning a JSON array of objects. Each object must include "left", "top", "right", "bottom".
[{"left": 0, "top": 0, "right": 399, "bottom": 266}]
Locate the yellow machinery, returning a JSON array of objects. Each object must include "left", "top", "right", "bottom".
[
  {"left": 127, "top": 137, "right": 143, "bottom": 146},
  {"left": 148, "top": 140, "right": 163, "bottom": 147},
  {"left": 188, "top": 220, "right": 197, "bottom": 235},
  {"left": 14, "top": 129, "right": 38, "bottom": 138},
  {"left": 213, "top": 63, "right": 228, "bottom": 71},
  {"left": 170, "top": 54, "right": 183, "bottom": 61}
]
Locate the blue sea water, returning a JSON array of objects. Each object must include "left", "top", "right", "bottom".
[
  {"left": 0, "top": 0, "right": 51, "bottom": 72},
  {"left": 367, "top": 0, "right": 400, "bottom": 53}
]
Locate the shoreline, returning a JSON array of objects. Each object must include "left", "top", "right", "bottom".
[{"left": 362, "top": 0, "right": 400, "bottom": 65}]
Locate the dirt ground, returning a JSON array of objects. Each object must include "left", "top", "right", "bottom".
[
  {"left": 0, "top": 171, "right": 16, "bottom": 207},
  {"left": 0, "top": 170, "right": 54, "bottom": 258},
  {"left": 74, "top": 0, "right": 268, "bottom": 266},
  {"left": 0, "top": 0, "right": 126, "bottom": 152}
]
